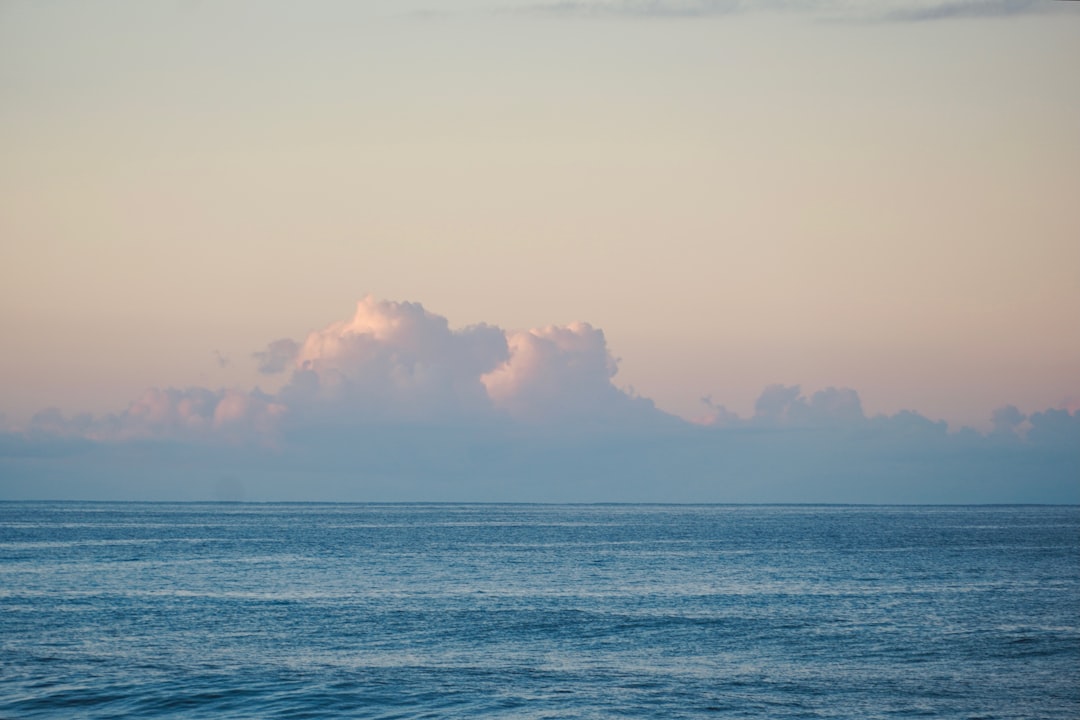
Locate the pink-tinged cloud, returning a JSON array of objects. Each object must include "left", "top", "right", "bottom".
[
  {"left": 26, "top": 387, "right": 286, "bottom": 447},
  {"left": 26, "top": 297, "right": 660, "bottom": 441},
  {"left": 693, "top": 396, "right": 742, "bottom": 427},
  {"left": 276, "top": 296, "right": 508, "bottom": 424},
  {"left": 247, "top": 296, "right": 663, "bottom": 429},
  {"left": 4, "top": 296, "right": 1078, "bottom": 503},
  {"left": 103, "top": 388, "right": 286, "bottom": 444},
  {"left": 481, "top": 322, "right": 655, "bottom": 423},
  {"left": 23, "top": 297, "right": 1079, "bottom": 446}
]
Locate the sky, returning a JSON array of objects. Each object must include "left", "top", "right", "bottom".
[{"left": 1, "top": 0, "right": 1078, "bottom": 502}]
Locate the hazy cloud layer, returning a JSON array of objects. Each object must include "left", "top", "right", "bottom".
[
  {"left": 880, "top": 0, "right": 1047, "bottom": 22},
  {"left": 514, "top": 0, "right": 1064, "bottom": 21},
  {"left": 2, "top": 298, "right": 1077, "bottom": 503},
  {"left": 699, "top": 384, "right": 923, "bottom": 432},
  {"left": 28, "top": 388, "right": 287, "bottom": 445}
]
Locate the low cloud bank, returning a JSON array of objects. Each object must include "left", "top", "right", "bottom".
[
  {"left": 697, "top": 384, "right": 1080, "bottom": 448},
  {"left": 2, "top": 297, "right": 1077, "bottom": 503}
]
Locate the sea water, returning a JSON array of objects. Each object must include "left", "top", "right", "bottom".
[{"left": 1, "top": 503, "right": 1077, "bottom": 719}]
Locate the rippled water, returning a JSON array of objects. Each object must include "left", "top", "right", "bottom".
[{"left": 2, "top": 503, "right": 1078, "bottom": 718}]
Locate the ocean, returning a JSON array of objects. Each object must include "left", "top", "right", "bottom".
[{"left": 1, "top": 503, "right": 1077, "bottom": 718}]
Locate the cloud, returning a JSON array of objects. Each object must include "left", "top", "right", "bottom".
[
  {"left": 990, "top": 404, "right": 1026, "bottom": 439},
  {"left": 695, "top": 395, "right": 741, "bottom": 427},
  {"left": 253, "top": 297, "right": 665, "bottom": 428},
  {"left": 879, "top": 0, "right": 1048, "bottom": 22},
  {"left": 277, "top": 296, "right": 509, "bottom": 424},
  {"left": 15, "top": 297, "right": 664, "bottom": 445},
  {"left": 25, "top": 388, "right": 286, "bottom": 446},
  {"left": 517, "top": 0, "right": 742, "bottom": 18},
  {"left": 29, "top": 407, "right": 94, "bottom": 437},
  {"left": 805, "top": 386, "right": 865, "bottom": 426},
  {"left": 512, "top": 0, "right": 1064, "bottom": 21},
  {"left": 1028, "top": 408, "right": 1080, "bottom": 448},
  {"left": 482, "top": 322, "right": 660, "bottom": 424},
  {"left": 700, "top": 384, "right": 867, "bottom": 430},
  {"left": 253, "top": 338, "right": 299, "bottom": 374},
  {"left": 2, "top": 296, "right": 1077, "bottom": 503},
  {"left": 752, "top": 384, "right": 805, "bottom": 425}
]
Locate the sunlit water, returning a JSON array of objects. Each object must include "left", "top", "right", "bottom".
[{"left": 2, "top": 503, "right": 1078, "bottom": 718}]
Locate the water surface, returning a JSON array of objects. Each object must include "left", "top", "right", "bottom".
[{"left": 2, "top": 503, "right": 1077, "bottom": 718}]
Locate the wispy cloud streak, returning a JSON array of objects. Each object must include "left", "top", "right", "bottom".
[{"left": 511, "top": 0, "right": 1066, "bottom": 21}]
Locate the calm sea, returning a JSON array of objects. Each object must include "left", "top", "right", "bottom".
[{"left": 1, "top": 503, "right": 1077, "bottom": 719}]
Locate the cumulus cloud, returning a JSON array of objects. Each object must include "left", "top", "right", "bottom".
[
  {"left": 3, "top": 296, "right": 1077, "bottom": 503},
  {"left": 253, "top": 339, "right": 300, "bottom": 374},
  {"left": 699, "top": 383, "right": 1077, "bottom": 458},
  {"left": 29, "top": 407, "right": 94, "bottom": 437},
  {"left": 14, "top": 297, "right": 664, "bottom": 446},
  {"left": 1028, "top": 408, "right": 1080, "bottom": 448},
  {"left": 806, "top": 387, "right": 865, "bottom": 426},
  {"left": 246, "top": 297, "right": 664, "bottom": 428},
  {"left": 26, "top": 388, "right": 286, "bottom": 446},
  {"left": 990, "top": 404, "right": 1026, "bottom": 439},
  {"left": 482, "top": 322, "right": 659, "bottom": 424},
  {"left": 698, "top": 384, "right": 867, "bottom": 430},
  {"left": 276, "top": 296, "right": 509, "bottom": 424},
  {"left": 695, "top": 395, "right": 742, "bottom": 427},
  {"left": 752, "top": 384, "right": 805, "bottom": 425}
]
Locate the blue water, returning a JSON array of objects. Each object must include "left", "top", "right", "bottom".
[{"left": 1, "top": 504, "right": 1077, "bottom": 719}]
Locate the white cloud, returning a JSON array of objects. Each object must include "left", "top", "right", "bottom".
[
  {"left": 277, "top": 296, "right": 509, "bottom": 424},
  {"left": 250, "top": 297, "right": 665, "bottom": 428},
  {"left": 482, "top": 322, "right": 657, "bottom": 423}
]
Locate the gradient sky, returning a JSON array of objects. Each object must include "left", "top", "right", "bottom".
[{"left": 2, "top": 0, "right": 1079, "bottom": 433}]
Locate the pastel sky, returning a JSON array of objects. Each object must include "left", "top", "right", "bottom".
[{"left": 1, "top": 1, "right": 1078, "bottom": 502}]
